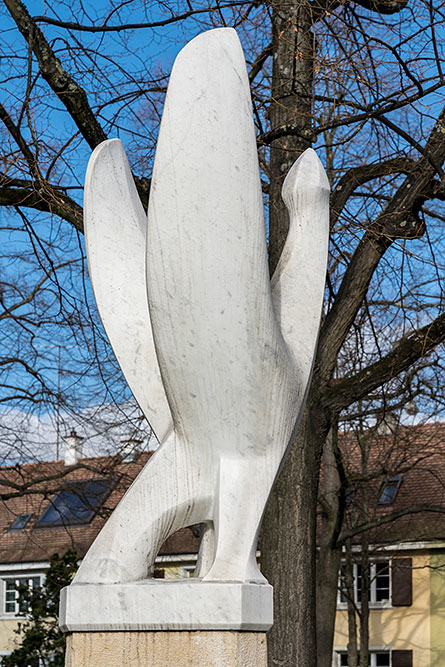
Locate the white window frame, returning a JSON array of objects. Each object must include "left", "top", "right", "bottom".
[
  {"left": 0, "top": 652, "right": 43, "bottom": 667},
  {"left": 0, "top": 652, "right": 12, "bottom": 667},
  {"left": 333, "top": 648, "right": 392, "bottom": 667},
  {"left": 337, "top": 559, "right": 392, "bottom": 609},
  {"left": 0, "top": 571, "right": 45, "bottom": 618},
  {"left": 179, "top": 564, "right": 196, "bottom": 578}
]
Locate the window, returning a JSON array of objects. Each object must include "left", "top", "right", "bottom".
[
  {"left": 374, "top": 562, "right": 390, "bottom": 601},
  {"left": 378, "top": 476, "right": 402, "bottom": 505},
  {"left": 339, "top": 561, "right": 391, "bottom": 606},
  {"left": 153, "top": 569, "right": 165, "bottom": 579},
  {"left": 3, "top": 576, "right": 42, "bottom": 615},
  {"left": 338, "top": 651, "right": 390, "bottom": 666},
  {"left": 37, "top": 478, "right": 111, "bottom": 526},
  {"left": 356, "top": 562, "right": 390, "bottom": 603},
  {"left": 345, "top": 482, "right": 358, "bottom": 508},
  {"left": 8, "top": 513, "right": 32, "bottom": 532},
  {"left": 0, "top": 655, "right": 39, "bottom": 667}
]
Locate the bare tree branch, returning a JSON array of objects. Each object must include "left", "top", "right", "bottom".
[
  {"left": 4, "top": 0, "right": 107, "bottom": 150},
  {"left": 33, "top": 3, "right": 251, "bottom": 33},
  {"left": 0, "top": 185, "right": 83, "bottom": 230},
  {"left": 317, "top": 106, "right": 445, "bottom": 382},
  {"left": 326, "top": 312, "right": 445, "bottom": 411},
  {"left": 331, "top": 157, "right": 417, "bottom": 228},
  {"left": 339, "top": 503, "right": 445, "bottom": 543}
]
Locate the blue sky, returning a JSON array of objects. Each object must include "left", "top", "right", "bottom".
[{"left": 0, "top": 1, "right": 443, "bottom": 457}]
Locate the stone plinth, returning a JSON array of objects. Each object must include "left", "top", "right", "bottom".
[
  {"left": 60, "top": 580, "right": 273, "bottom": 632},
  {"left": 65, "top": 631, "right": 267, "bottom": 667},
  {"left": 61, "top": 581, "right": 271, "bottom": 666}
]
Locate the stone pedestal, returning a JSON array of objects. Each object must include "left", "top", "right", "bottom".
[
  {"left": 65, "top": 631, "right": 267, "bottom": 667},
  {"left": 61, "top": 580, "right": 271, "bottom": 666}
]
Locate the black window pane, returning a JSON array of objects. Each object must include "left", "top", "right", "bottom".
[
  {"left": 4, "top": 577, "right": 41, "bottom": 614},
  {"left": 357, "top": 564, "right": 369, "bottom": 602},
  {"left": 375, "top": 562, "right": 390, "bottom": 601},
  {"left": 8, "top": 513, "right": 32, "bottom": 532},
  {"left": 376, "top": 588, "right": 390, "bottom": 601},
  {"left": 37, "top": 478, "right": 111, "bottom": 526},
  {"left": 340, "top": 651, "right": 389, "bottom": 666},
  {"left": 376, "top": 562, "right": 390, "bottom": 576},
  {"left": 378, "top": 475, "right": 402, "bottom": 505},
  {"left": 5, "top": 580, "right": 17, "bottom": 613},
  {"left": 345, "top": 482, "right": 358, "bottom": 508},
  {"left": 339, "top": 567, "right": 348, "bottom": 603}
]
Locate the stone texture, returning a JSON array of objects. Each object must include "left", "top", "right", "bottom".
[
  {"left": 65, "top": 631, "right": 267, "bottom": 667},
  {"left": 62, "top": 31, "right": 329, "bottom": 664},
  {"left": 73, "top": 26, "right": 329, "bottom": 593},
  {"left": 60, "top": 580, "right": 273, "bottom": 632}
]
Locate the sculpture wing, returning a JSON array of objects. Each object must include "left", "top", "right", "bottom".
[
  {"left": 84, "top": 139, "right": 173, "bottom": 443},
  {"left": 145, "top": 28, "right": 288, "bottom": 446},
  {"left": 270, "top": 148, "right": 330, "bottom": 391}
]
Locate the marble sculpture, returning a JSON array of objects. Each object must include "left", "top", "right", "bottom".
[{"left": 71, "top": 27, "right": 329, "bottom": 595}]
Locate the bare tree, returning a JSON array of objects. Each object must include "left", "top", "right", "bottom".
[
  {"left": 0, "top": 1, "right": 444, "bottom": 666},
  {"left": 260, "top": 1, "right": 445, "bottom": 664},
  {"left": 323, "top": 419, "right": 445, "bottom": 667}
]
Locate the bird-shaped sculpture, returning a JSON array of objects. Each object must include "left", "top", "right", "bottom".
[{"left": 73, "top": 27, "right": 329, "bottom": 587}]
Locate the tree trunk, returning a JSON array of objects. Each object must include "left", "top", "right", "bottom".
[
  {"left": 359, "top": 431, "right": 370, "bottom": 667},
  {"left": 317, "top": 543, "right": 342, "bottom": 667},
  {"left": 359, "top": 536, "right": 370, "bottom": 667},
  {"left": 261, "top": 395, "right": 329, "bottom": 666},
  {"left": 263, "top": 4, "right": 319, "bottom": 662},
  {"left": 268, "top": 0, "right": 314, "bottom": 274},
  {"left": 346, "top": 541, "right": 358, "bottom": 667},
  {"left": 316, "top": 427, "right": 343, "bottom": 667}
]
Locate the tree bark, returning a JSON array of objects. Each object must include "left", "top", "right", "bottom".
[
  {"left": 262, "top": 394, "right": 329, "bottom": 666},
  {"left": 268, "top": 0, "right": 314, "bottom": 274},
  {"left": 4, "top": 0, "right": 107, "bottom": 151},
  {"left": 316, "top": 427, "right": 343, "bottom": 667},
  {"left": 359, "top": 535, "right": 370, "bottom": 667},
  {"left": 317, "top": 540, "right": 342, "bottom": 667},
  {"left": 263, "top": 5, "right": 318, "bottom": 661},
  {"left": 345, "top": 541, "right": 358, "bottom": 667},
  {"left": 359, "top": 439, "right": 370, "bottom": 667}
]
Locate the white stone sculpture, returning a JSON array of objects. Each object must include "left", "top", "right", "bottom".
[{"left": 60, "top": 27, "right": 329, "bottom": 633}]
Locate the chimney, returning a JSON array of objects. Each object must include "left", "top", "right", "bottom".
[
  {"left": 64, "top": 429, "right": 84, "bottom": 466},
  {"left": 376, "top": 413, "right": 399, "bottom": 436},
  {"left": 121, "top": 438, "right": 143, "bottom": 462}
]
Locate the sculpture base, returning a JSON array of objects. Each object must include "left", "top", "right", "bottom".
[
  {"left": 59, "top": 580, "right": 273, "bottom": 632},
  {"left": 65, "top": 630, "right": 267, "bottom": 667}
]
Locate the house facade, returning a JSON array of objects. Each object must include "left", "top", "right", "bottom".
[
  {"left": 333, "top": 544, "right": 445, "bottom": 666},
  {"left": 0, "top": 423, "right": 444, "bottom": 664},
  {"left": 330, "top": 422, "right": 445, "bottom": 667},
  {"left": 0, "top": 449, "right": 198, "bottom": 660}
]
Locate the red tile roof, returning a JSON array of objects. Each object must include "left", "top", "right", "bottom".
[
  {"left": 322, "top": 422, "right": 445, "bottom": 545},
  {"left": 0, "top": 453, "right": 198, "bottom": 564},
  {"left": 1, "top": 422, "right": 444, "bottom": 566}
]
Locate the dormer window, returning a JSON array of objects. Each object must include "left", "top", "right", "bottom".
[
  {"left": 345, "top": 482, "right": 358, "bottom": 508},
  {"left": 378, "top": 475, "right": 402, "bottom": 505},
  {"left": 8, "top": 513, "right": 32, "bottom": 532}
]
